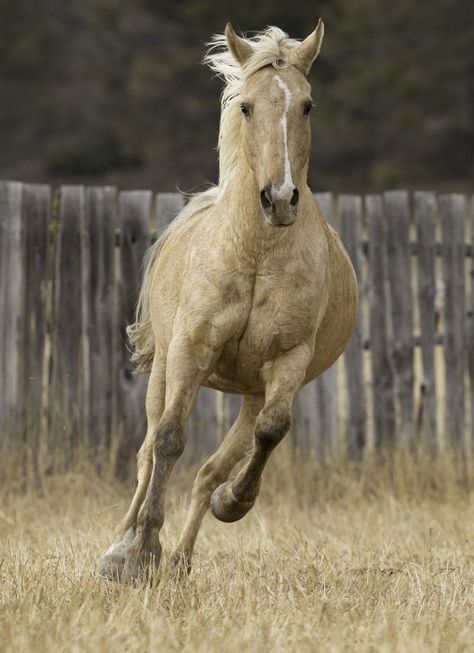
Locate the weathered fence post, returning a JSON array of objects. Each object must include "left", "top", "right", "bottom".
[
  {"left": 155, "top": 192, "right": 185, "bottom": 236},
  {"left": 0, "top": 181, "right": 24, "bottom": 441},
  {"left": 22, "top": 184, "right": 51, "bottom": 473},
  {"left": 115, "top": 190, "right": 152, "bottom": 476},
  {"left": 366, "top": 194, "right": 396, "bottom": 448},
  {"left": 339, "top": 194, "right": 366, "bottom": 459},
  {"left": 384, "top": 191, "right": 415, "bottom": 444},
  {"left": 415, "top": 191, "right": 438, "bottom": 451},
  {"left": 440, "top": 194, "right": 466, "bottom": 453},
  {"left": 49, "top": 186, "right": 88, "bottom": 467},
  {"left": 470, "top": 196, "right": 474, "bottom": 446},
  {"left": 85, "top": 187, "right": 118, "bottom": 455}
]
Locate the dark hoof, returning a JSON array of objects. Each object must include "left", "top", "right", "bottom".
[
  {"left": 210, "top": 482, "right": 255, "bottom": 523},
  {"left": 121, "top": 539, "right": 162, "bottom": 584},
  {"left": 97, "top": 528, "right": 135, "bottom": 583}
]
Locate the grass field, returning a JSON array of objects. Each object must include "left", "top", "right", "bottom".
[{"left": 1, "top": 447, "right": 474, "bottom": 652}]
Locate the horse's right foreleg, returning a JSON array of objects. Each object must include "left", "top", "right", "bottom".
[
  {"left": 117, "top": 353, "right": 166, "bottom": 538},
  {"left": 97, "top": 349, "right": 166, "bottom": 581},
  {"left": 121, "top": 335, "right": 221, "bottom": 582}
]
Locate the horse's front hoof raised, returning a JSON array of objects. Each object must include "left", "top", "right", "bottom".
[{"left": 210, "top": 481, "right": 255, "bottom": 523}]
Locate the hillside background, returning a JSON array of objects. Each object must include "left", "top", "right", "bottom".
[{"left": 0, "top": 0, "right": 472, "bottom": 193}]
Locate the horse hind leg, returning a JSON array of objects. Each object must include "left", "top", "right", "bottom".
[
  {"left": 170, "top": 395, "right": 263, "bottom": 572},
  {"left": 97, "top": 350, "right": 166, "bottom": 582}
]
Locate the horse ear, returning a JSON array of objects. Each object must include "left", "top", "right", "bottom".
[
  {"left": 291, "top": 19, "right": 325, "bottom": 75},
  {"left": 225, "top": 23, "right": 254, "bottom": 66}
]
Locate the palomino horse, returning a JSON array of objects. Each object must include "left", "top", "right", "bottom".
[{"left": 99, "top": 20, "right": 357, "bottom": 582}]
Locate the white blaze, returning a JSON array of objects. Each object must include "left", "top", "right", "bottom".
[{"left": 274, "top": 75, "right": 294, "bottom": 200}]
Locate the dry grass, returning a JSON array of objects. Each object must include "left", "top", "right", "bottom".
[{"left": 1, "top": 446, "right": 474, "bottom": 652}]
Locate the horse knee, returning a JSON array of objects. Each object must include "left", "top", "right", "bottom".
[
  {"left": 153, "top": 421, "right": 186, "bottom": 459},
  {"left": 137, "top": 442, "right": 152, "bottom": 468},
  {"left": 255, "top": 403, "right": 291, "bottom": 447},
  {"left": 194, "top": 457, "right": 226, "bottom": 495}
]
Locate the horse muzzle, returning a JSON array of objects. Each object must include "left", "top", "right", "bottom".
[{"left": 260, "top": 187, "right": 298, "bottom": 227}]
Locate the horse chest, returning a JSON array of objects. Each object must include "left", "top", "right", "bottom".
[
  {"left": 215, "top": 270, "right": 319, "bottom": 387},
  {"left": 243, "top": 273, "right": 317, "bottom": 349}
]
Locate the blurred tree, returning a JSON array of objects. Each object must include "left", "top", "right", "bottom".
[{"left": 0, "top": 0, "right": 472, "bottom": 191}]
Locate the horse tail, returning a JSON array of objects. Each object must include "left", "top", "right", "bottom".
[{"left": 127, "top": 187, "right": 220, "bottom": 372}]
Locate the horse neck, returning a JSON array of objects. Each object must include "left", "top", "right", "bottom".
[{"left": 218, "top": 154, "right": 302, "bottom": 260}]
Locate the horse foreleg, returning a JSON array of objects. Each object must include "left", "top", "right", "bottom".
[
  {"left": 210, "top": 344, "right": 311, "bottom": 523},
  {"left": 121, "top": 336, "right": 219, "bottom": 582},
  {"left": 97, "top": 350, "right": 166, "bottom": 581},
  {"left": 170, "top": 394, "right": 263, "bottom": 572}
]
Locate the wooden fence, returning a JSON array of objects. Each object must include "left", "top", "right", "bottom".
[{"left": 0, "top": 182, "right": 473, "bottom": 474}]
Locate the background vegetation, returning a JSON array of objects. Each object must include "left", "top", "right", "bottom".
[{"left": 0, "top": 0, "right": 472, "bottom": 192}]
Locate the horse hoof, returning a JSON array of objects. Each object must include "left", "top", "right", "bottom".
[
  {"left": 210, "top": 482, "right": 255, "bottom": 523},
  {"left": 97, "top": 527, "right": 135, "bottom": 582},
  {"left": 121, "top": 542, "right": 162, "bottom": 584}
]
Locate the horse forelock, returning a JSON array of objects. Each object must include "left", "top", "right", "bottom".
[{"left": 204, "top": 26, "right": 301, "bottom": 188}]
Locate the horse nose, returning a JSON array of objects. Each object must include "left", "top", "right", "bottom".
[
  {"left": 260, "top": 187, "right": 273, "bottom": 211},
  {"left": 260, "top": 184, "right": 298, "bottom": 227},
  {"left": 260, "top": 186, "right": 299, "bottom": 211},
  {"left": 290, "top": 188, "right": 299, "bottom": 207}
]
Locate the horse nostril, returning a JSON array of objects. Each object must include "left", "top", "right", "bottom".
[
  {"left": 290, "top": 188, "right": 299, "bottom": 206},
  {"left": 260, "top": 188, "right": 273, "bottom": 211}
]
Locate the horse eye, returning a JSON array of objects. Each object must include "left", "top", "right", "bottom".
[
  {"left": 303, "top": 102, "right": 313, "bottom": 116},
  {"left": 241, "top": 103, "right": 250, "bottom": 117}
]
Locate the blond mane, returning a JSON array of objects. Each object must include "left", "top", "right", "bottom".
[{"left": 128, "top": 26, "right": 302, "bottom": 371}]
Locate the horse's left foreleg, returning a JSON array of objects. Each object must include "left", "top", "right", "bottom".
[
  {"left": 210, "top": 344, "right": 311, "bottom": 523},
  {"left": 170, "top": 394, "right": 263, "bottom": 571}
]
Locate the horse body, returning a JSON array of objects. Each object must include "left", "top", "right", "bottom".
[
  {"left": 154, "top": 182, "right": 355, "bottom": 396},
  {"left": 99, "top": 20, "right": 357, "bottom": 582}
]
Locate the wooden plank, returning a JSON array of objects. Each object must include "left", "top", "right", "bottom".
[
  {"left": 440, "top": 194, "right": 466, "bottom": 452},
  {"left": 0, "top": 182, "right": 11, "bottom": 433},
  {"left": 415, "top": 191, "right": 438, "bottom": 451},
  {"left": 116, "top": 190, "right": 152, "bottom": 476},
  {"left": 0, "top": 183, "right": 7, "bottom": 430},
  {"left": 384, "top": 190, "right": 415, "bottom": 443},
  {"left": 0, "top": 181, "right": 24, "bottom": 441},
  {"left": 155, "top": 192, "right": 185, "bottom": 236},
  {"left": 22, "top": 184, "right": 51, "bottom": 469},
  {"left": 470, "top": 196, "right": 474, "bottom": 445},
  {"left": 50, "top": 186, "right": 88, "bottom": 467},
  {"left": 292, "top": 382, "right": 320, "bottom": 456},
  {"left": 314, "top": 192, "right": 339, "bottom": 458},
  {"left": 338, "top": 194, "right": 366, "bottom": 459},
  {"left": 366, "top": 194, "right": 396, "bottom": 448},
  {"left": 85, "top": 187, "right": 118, "bottom": 455}
]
